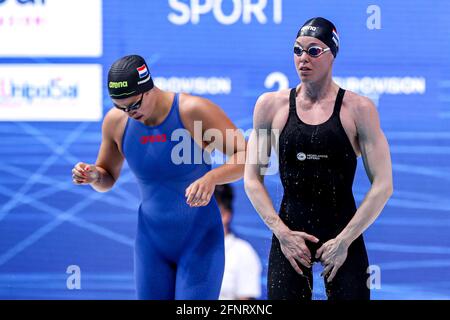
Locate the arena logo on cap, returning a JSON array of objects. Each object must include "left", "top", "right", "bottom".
[
  {"left": 301, "top": 25, "right": 317, "bottom": 32},
  {"left": 109, "top": 81, "right": 128, "bottom": 89}
]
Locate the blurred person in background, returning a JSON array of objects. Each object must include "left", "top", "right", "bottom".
[{"left": 215, "top": 184, "right": 262, "bottom": 300}]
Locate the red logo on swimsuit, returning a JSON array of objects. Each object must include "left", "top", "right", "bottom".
[{"left": 140, "top": 134, "right": 167, "bottom": 144}]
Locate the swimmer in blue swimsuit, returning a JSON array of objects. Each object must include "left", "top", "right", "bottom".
[{"left": 71, "top": 55, "right": 246, "bottom": 299}]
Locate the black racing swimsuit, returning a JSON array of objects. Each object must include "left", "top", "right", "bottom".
[{"left": 268, "top": 87, "right": 370, "bottom": 300}]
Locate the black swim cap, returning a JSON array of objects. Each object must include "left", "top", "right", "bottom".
[
  {"left": 296, "top": 17, "right": 339, "bottom": 57},
  {"left": 107, "top": 55, "right": 154, "bottom": 98}
]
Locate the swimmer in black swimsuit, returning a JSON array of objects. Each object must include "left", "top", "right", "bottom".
[{"left": 244, "top": 17, "right": 393, "bottom": 300}]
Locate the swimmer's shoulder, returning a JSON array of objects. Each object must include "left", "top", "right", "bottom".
[
  {"left": 178, "top": 92, "right": 213, "bottom": 117},
  {"left": 178, "top": 92, "right": 231, "bottom": 128},
  {"left": 102, "top": 107, "right": 128, "bottom": 141},
  {"left": 253, "top": 89, "right": 291, "bottom": 128},
  {"left": 341, "top": 89, "right": 378, "bottom": 123}
]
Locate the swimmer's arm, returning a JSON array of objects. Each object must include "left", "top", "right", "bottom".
[
  {"left": 244, "top": 93, "right": 289, "bottom": 238},
  {"left": 337, "top": 97, "right": 393, "bottom": 245},
  {"left": 189, "top": 96, "right": 247, "bottom": 184},
  {"left": 90, "top": 110, "right": 125, "bottom": 193}
]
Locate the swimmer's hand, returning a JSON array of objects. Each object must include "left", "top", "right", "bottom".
[
  {"left": 185, "top": 173, "right": 216, "bottom": 207},
  {"left": 72, "top": 162, "right": 100, "bottom": 185},
  {"left": 277, "top": 229, "right": 319, "bottom": 274},
  {"left": 315, "top": 237, "right": 349, "bottom": 282}
]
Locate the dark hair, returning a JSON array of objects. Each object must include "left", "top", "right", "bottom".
[{"left": 214, "top": 184, "right": 234, "bottom": 213}]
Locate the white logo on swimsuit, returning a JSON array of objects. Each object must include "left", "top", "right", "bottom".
[
  {"left": 297, "top": 152, "right": 328, "bottom": 161},
  {"left": 297, "top": 152, "right": 306, "bottom": 161}
]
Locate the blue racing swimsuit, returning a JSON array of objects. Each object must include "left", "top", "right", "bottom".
[{"left": 122, "top": 93, "right": 224, "bottom": 299}]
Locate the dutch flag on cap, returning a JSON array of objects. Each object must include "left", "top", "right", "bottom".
[
  {"left": 332, "top": 29, "right": 339, "bottom": 47},
  {"left": 137, "top": 64, "right": 149, "bottom": 79}
]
